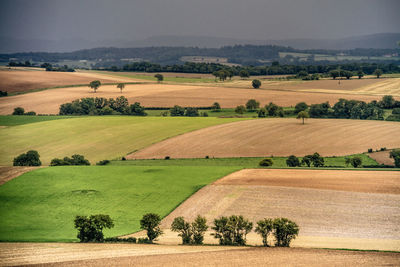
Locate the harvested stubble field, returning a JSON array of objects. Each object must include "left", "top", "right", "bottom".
[
  {"left": 157, "top": 169, "right": 400, "bottom": 251},
  {"left": 1, "top": 243, "right": 399, "bottom": 267},
  {"left": 0, "top": 69, "right": 143, "bottom": 94},
  {"left": 0, "top": 70, "right": 388, "bottom": 114},
  {"left": 129, "top": 118, "right": 400, "bottom": 159}
]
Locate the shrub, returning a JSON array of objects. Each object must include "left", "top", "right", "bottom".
[
  {"left": 286, "top": 155, "right": 300, "bottom": 167},
  {"left": 201, "top": 111, "right": 209, "bottom": 117},
  {"left": 350, "top": 157, "right": 362, "bottom": 168},
  {"left": 259, "top": 158, "right": 273, "bottom": 167},
  {"left": 185, "top": 107, "right": 199, "bottom": 117},
  {"left": 258, "top": 108, "right": 267, "bottom": 118},
  {"left": 246, "top": 99, "right": 260, "bottom": 111},
  {"left": 122, "top": 157, "right": 126, "bottom": 161},
  {"left": 154, "top": 73, "right": 164, "bottom": 82},
  {"left": 0, "top": 90, "right": 8, "bottom": 97},
  {"left": 392, "top": 108, "right": 400, "bottom": 115},
  {"left": 390, "top": 149, "right": 400, "bottom": 168},
  {"left": 367, "top": 148, "right": 373, "bottom": 153},
  {"left": 235, "top": 105, "right": 246, "bottom": 114},
  {"left": 211, "top": 215, "right": 252, "bottom": 246},
  {"left": 12, "top": 107, "right": 25, "bottom": 115},
  {"left": 170, "top": 105, "right": 185, "bottom": 116},
  {"left": 265, "top": 102, "right": 284, "bottom": 117},
  {"left": 24, "top": 111, "right": 36, "bottom": 116},
  {"left": 96, "top": 160, "right": 110, "bottom": 165},
  {"left": 252, "top": 79, "right": 261, "bottom": 89},
  {"left": 165, "top": 156, "right": 170, "bottom": 160},
  {"left": 104, "top": 237, "right": 136, "bottom": 243},
  {"left": 74, "top": 214, "right": 114, "bottom": 242},
  {"left": 301, "top": 155, "right": 313, "bottom": 167},
  {"left": 255, "top": 218, "right": 274, "bottom": 246},
  {"left": 137, "top": 237, "right": 151, "bottom": 244},
  {"left": 211, "top": 102, "right": 221, "bottom": 112},
  {"left": 13, "top": 150, "right": 41, "bottom": 166},
  {"left": 272, "top": 218, "right": 299, "bottom": 247},
  {"left": 140, "top": 213, "right": 163, "bottom": 243},
  {"left": 50, "top": 154, "right": 90, "bottom": 166}
]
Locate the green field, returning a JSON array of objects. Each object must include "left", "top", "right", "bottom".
[
  {"left": 0, "top": 115, "right": 74, "bottom": 126},
  {"left": 0, "top": 116, "right": 246, "bottom": 165},
  {"left": 0, "top": 165, "right": 240, "bottom": 241},
  {"left": 110, "top": 154, "right": 379, "bottom": 168}
]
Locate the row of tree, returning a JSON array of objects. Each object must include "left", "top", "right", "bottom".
[
  {"left": 74, "top": 213, "right": 299, "bottom": 247},
  {"left": 59, "top": 96, "right": 147, "bottom": 116}
]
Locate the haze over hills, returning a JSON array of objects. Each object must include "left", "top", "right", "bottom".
[{"left": 0, "top": 33, "right": 399, "bottom": 53}]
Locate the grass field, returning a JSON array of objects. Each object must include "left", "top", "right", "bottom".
[
  {"left": 0, "top": 115, "right": 73, "bottom": 126},
  {"left": 0, "top": 165, "right": 240, "bottom": 242},
  {"left": 111, "top": 154, "right": 378, "bottom": 168},
  {"left": 0, "top": 116, "right": 245, "bottom": 165}
]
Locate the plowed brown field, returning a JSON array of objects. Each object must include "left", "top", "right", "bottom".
[
  {"left": 0, "top": 69, "right": 141, "bottom": 94},
  {"left": 0, "top": 166, "right": 40, "bottom": 185},
  {"left": 128, "top": 118, "right": 400, "bottom": 159},
  {"left": 368, "top": 150, "right": 396, "bottom": 166},
  {"left": 155, "top": 169, "right": 400, "bottom": 251}
]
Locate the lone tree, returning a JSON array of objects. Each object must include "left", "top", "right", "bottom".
[
  {"left": 154, "top": 73, "right": 164, "bottom": 83},
  {"left": 117, "top": 83, "right": 125, "bottom": 93},
  {"left": 74, "top": 214, "right": 114, "bottom": 242},
  {"left": 246, "top": 99, "right": 260, "bottom": 111},
  {"left": 255, "top": 218, "right": 274, "bottom": 246},
  {"left": 12, "top": 107, "right": 25, "bottom": 115},
  {"left": 13, "top": 150, "right": 41, "bottom": 166},
  {"left": 272, "top": 218, "right": 299, "bottom": 247},
  {"left": 373, "top": 69, "right": 383, "bottom": 78},
  {"left": 297, "top": 111, "right": 309, "bottom": 124},
  {"left": 211, "top": 102, "right": 221, "bottom": 112},
  {"left": 286, "top": 155, "right": 300, "bottom": 167},
  {"left": 252, "top": 79, "right": 261, "bottom": 89},
  {"left": 357, "top": 70, "right": 364, "bottom": 79},
  {"left": 140, "top": 213, "right": 163, "bottom": 243},
  {"left": 259, "top": 158, "right": 273, "bottom": 167},
  {"left": 89, "top": 80, "right": 101, "bottom": 93}
]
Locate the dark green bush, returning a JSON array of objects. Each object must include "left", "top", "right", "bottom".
[
  {"left": 50, "top": 154, "right": 90, "bottom": 166},
  {"left": 74, "top": 214, "right": 114, "bottom": 242},
  {"left": 96, "top": 160, "right": 110, "bottom": 166},
  {"left": 13, "top": 150, "right": 41, "bottom": 166},
  {"left": 12, "top": 107, "right": 25, "bottom": 115},
  {"left": 259, "top": 158, "right": 273, "bottom": 167},
  {"left": 286, "top": 155, "right": 300, "bottom": 167}
]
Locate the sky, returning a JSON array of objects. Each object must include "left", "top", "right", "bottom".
[{"left": 0, "top": 0, "right": 399, "bottom": 42}]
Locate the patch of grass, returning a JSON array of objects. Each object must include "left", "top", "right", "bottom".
[
  {"left": 0, "top": 116, "right": 247, "bottom": 165},
  {"left": 0, "top": 115, "right": 74, "bottom": 126},
  {"left": 0, "top": 165, "right": 240, "bottom": 242},
  {"left": 110, "top": 154, "right": 378, "bottom": 168}
]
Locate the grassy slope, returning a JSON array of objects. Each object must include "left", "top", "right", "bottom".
[
  {"left": 0, "top": 115, "right": 74, "bottom": 126},
  {"left": 110, "top": 154, "right": 378, "bottom": 168},
  {"left": 0, "top": 116, "right": 246, "bottom": 165},
  {"left": 0, "top": 166, "right": 240, "bottom": 242}
]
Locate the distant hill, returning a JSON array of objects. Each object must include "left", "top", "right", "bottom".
[{"left": 0, "top": 33, "right": 399, "bottom": 53}]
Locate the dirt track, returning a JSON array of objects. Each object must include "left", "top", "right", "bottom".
[
  {"left": 28, "top": 246, "right": 400, "bottom": 267},
  {"left": 0, "top": 166, "right": 40, "bottom": 185},
  {"left": 129, "top": 118, "right": 400, "bottom": 159}
]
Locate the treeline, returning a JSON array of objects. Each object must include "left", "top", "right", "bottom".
[
  {"left": 2, "top": 45, "right": 399, "bottom": 66},
  {"left": 59, "top": 97, "right": 147, "bottom": 116},
  {"left": 100, "top": 61, "right": 400, "bottom": 76},
  {"left": 40, "top": 63, "right": 75, "bottom": 72}
]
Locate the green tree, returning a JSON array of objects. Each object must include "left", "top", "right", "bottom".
[
  {"left": 297, "top": 71, "right": 308, "bottom": 78},
  {"left": 257, "top": 107, "right": 267, "bottom": 118},
  {"left": 357, "top": 70, "right": 364, "bottom": 79},
  {"left": 373, "top": 69, "right": 383, "bottom": 78},
  {"left": 311, "top": 152, "right": 324, "bottom": 167},
  {"left": 74, "top": 214, "right": 114, "bottom": 242},
  {"left": 380, "top": 95, "right": 395, "bottom": 109},
  {"left": 140, "top": 213, "right": 163, "bottom": 243},
  {"left": 170, "top": 105, "right": 185, "bottom": 116},
  {"left": 350, "top": 157, "right": 362, "bottom": 168},
  {"left": 286, "top": 155, "right": 300, "bottom": 167},
  {"left": 117, "top": 83, "right": 125, "bottom": 93},
  {"left": 211, "top": 215, "right": 252, "bottom": 246},
  {"left": 301, "top": 155, "right": 313, "bottom": 167},
  {"left": 343, "top": 70, "right": 353, "bottom": 79},
  {"left": 255, "top": 218, "right": 274, "bottom": 246},
  {"left": 211, "top": 102, "right": 221, "bottom": 112},
  {"left": 239, "top": 70, "right": 250, "bottom": 79},
  {"left": 329, "top": 69, "right": 340, "bottom": 79},
  {"left": 154, "top": 74, "right": 164, "bottom": 83},
  {"left": 13, "top": 150, "right": 41, "bottom": 166},
  {"left": 191, "top": 215, "right": 208, "bottom": 245},
  {"left": 297, "top": 111, "right": 309, "bottom": 124},
  {"left": 389, "top": 149, "right": 400, "bottom": 168},
  {"left": 89, "top": 80, "right": 101, "bottom": 93},
  {"left": 252, "top": 79, "right": 261, "bottom": 89},
  {"left": 295, "top": 102, "right": 308, "bottom": 114},
  {"left": 12, "top": 107, "right": 25, "bottom": 115},
  {"left": 171, "top": 217, "right": 192, "bottom": 245},
  {"left": 272, "top": 218, "right": 299, "bottom": 247},
  {"left": 235, "top": 105, "right": 246, "bottom": 114},
  {"left": 246, "top": 99, "right": 260, "bottom": 111},
  {"left": 184, "top": 107, "right": 199, "bottom": 117},
  {"left": 259, "top": 158, "right": 273, "bottom": 167}
]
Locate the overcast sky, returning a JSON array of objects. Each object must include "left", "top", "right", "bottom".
[{"left": 0, "top": 0, "right": 399, "bottom": 41}]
